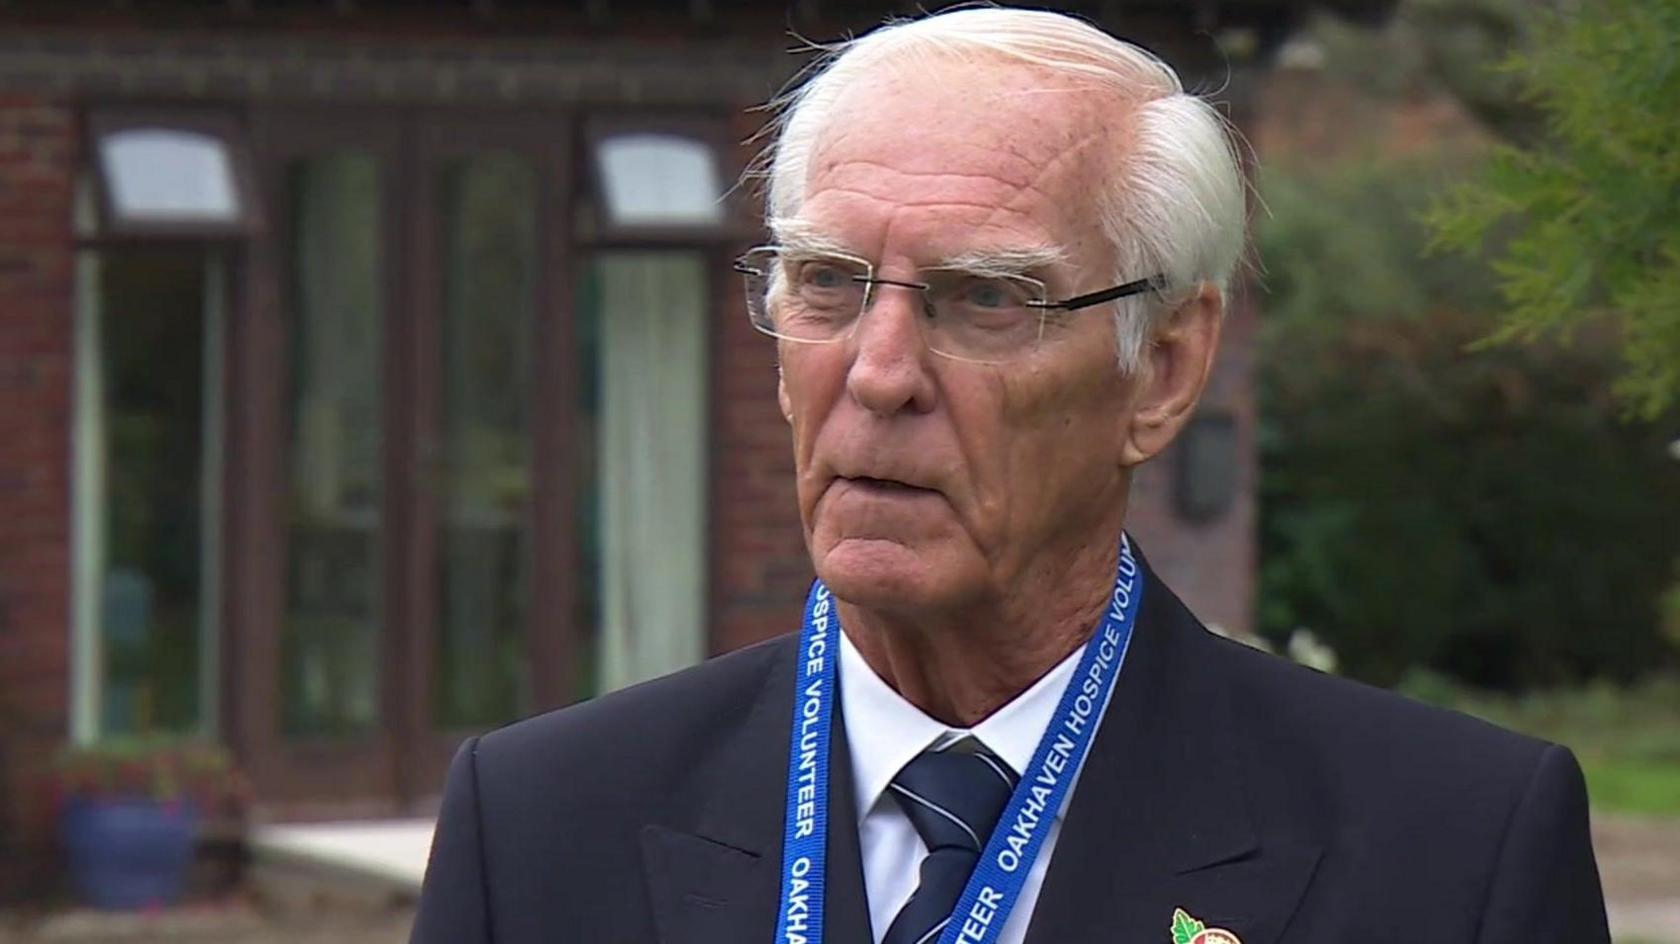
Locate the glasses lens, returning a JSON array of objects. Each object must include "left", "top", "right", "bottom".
[
  {"left": 776, "top": 253, "right": 868, "bottom": 341},
  {"left": 922, "top": 270, "right": 1046, "bottom": 362},
  {"left": 736, "top": 249, "right": 778, "bottom": 335},
  {"left": 738, "top": 250, "right": 869, "bottom": 343}
]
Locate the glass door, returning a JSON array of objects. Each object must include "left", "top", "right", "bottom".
[{"left": 230, "top": 111, "right": 577, "bottom": 812}]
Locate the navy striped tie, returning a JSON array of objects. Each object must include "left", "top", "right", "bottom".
[{"left": 882, "top": 748, "right": 1019, "bottom": 944}]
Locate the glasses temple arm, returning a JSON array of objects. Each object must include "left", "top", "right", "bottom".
[{"left": 1035, "top": 275, "right": 1166, "bottom": 312}]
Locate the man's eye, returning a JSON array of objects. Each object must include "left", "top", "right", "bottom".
[
  {"left": 799, "top": 264, "right": 850, "bottom": 290},
  {"left": 966, "top": 280, "right": 1011, "bottom": 308},
  {"left": 959, "top": 278, "right": 1030, "bottom": 311}
]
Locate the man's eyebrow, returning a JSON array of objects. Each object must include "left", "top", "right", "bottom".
[
  {"left": 935, "top": 245, "right": 1069, "bottom": 278},
  {"left": 767, "top": 218, "right": 1069, "bottom": 276},
  {"left": 767, "top": 218, "right": 856, "bottom": 257}
]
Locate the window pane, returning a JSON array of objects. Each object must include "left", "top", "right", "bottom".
[
  {"left": 594, "top": 134, "right": 724, "bottom": 227},
  {"left": 99, "top": 128, "right": 240, "bottom": 224},
  {"left": 433, "top": 153, "right": 536, "bottom": 727},
  {"left": 280, "top": 153, "right": 383, "bottom": 737},
  {"left": 94, "top": 250, "right": 208, "bottom": 735}
]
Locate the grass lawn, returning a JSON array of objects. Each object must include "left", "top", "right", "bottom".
[
  {"left": 1398, "top": 672, "right": 1680, "bottom": 817},
  {"left": 1580, "top": 756, "right": 1680, "bottom": 817}
]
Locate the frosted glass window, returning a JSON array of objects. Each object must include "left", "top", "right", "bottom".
[
  {"left": 594, "top": 134, "right": 724, "bottom": 227},
  {"left": 99, "top": 128, "right": 241, "bottom": 224}
]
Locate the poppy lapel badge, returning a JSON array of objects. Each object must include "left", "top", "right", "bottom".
[{"left": 1171, "top": 907, "right": 1242, "bottom": 944}]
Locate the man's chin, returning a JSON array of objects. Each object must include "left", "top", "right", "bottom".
[{"left": 811, "top": 537, "right": 958, "bottom": 612}]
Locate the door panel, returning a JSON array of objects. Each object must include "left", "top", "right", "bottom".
[
  {"left": 237, "top": 113, "right": 406, "bottom": 808},
  {"left": 280, "top": 152, "right": 387, "bottom": 738},
  {"left": 431, "top": 151, "right": 538, "bottom": 729},
  {"left": 407, "top": 116, "right": 576, "bottom": 799}
]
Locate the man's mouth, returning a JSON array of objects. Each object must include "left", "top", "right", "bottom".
[{"left": 842, "top": 475, "right": 934, "bottom": 495}]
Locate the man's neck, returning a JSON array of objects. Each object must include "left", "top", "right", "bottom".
[{"left": 837, "top": 533, "right": 1121, "bottom": 727}]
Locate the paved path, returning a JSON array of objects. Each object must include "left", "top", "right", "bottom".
[
  {"left": 1598, "top": 814, "right": 1680, "bottom": 943},
  {"left": 248, "top": 818, "right": 432, "bottom": 892}
]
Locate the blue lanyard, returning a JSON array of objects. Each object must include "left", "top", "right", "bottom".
[
  {"left": 772, "top": 535, "right": 1144, "bottom": 944},
  {"left": 774, "top": 578, "right": 838, "bottom": 944}
]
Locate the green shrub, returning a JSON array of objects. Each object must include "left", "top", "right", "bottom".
[{"left": 1258, "top": 157, "right": 1680, "bottom": 689}]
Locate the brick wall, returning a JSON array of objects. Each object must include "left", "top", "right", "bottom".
[
  {"left": 0, "top": 23, "right": 1263, "bottom": 868},
  {"left": 1255, "top": 65, "right": 1488, "bottom": 165},
  {"left": 0, "top": 91, "right": 75, "bottom": 892},
  {"left": 1126, "top": 274, "right": 1260, "bottom": 635},
  {"left": 0, "top": 29, "right": 793, "bottom": 107},
  {"left": 708, "top": 253, "right": 811, "bottom": 654},
  {"left": 708, "top": 110, "right": 812, "bottom": 655}
]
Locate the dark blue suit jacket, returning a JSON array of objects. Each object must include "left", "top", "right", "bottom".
[{"left": 411, "top": 563, "right": 1610, "bottom": 943}]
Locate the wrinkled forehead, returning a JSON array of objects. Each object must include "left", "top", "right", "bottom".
[{"left": 796, "top": 58, "right": 1129, "bottom": 262}]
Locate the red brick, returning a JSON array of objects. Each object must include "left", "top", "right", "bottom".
[{"left": 0, "top": 93, "right": 74, "bottom": 874}]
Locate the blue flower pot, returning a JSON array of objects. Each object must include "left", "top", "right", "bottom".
[{"left": 60, "top": 797, "right": 198, "bottom": 910}]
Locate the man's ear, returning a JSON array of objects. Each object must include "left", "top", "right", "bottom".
[{"left": 1120, "top": 283, "right": 1223, "bottom": 467}]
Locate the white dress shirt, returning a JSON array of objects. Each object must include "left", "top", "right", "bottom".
[{"left": 838, "top": 632, "right": 1088, "bottom": 944}]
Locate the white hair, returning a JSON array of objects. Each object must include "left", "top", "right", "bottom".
[{"left": 758, "top": 6, "right": 1248, "bottom": 370}]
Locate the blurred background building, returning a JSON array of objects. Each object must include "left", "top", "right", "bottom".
[
  {"left": 62, "top": 0, "right": 1680, "bottom": 920},
  {"left": 4, "top": 0, "right": 1679, "bottom": 936}
]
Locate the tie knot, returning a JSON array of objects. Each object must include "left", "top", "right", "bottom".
[{"left": 888, "top": 748, "right": 1019, "bottom": 853}]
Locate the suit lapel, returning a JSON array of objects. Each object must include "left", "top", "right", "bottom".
[
  {"left": 1022, "top": 565, "right": 1321, "bottom": 944},
  {"left": 641, "top": 636, "right": 874, "bottom": 944}
]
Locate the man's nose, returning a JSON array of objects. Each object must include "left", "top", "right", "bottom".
[{"left": 845, "top": 284, "right": 938, "bottom": 416}]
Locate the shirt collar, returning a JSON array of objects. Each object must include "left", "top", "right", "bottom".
[{"left": 838, "top": 630, "right": 1083, "bottom": 821}]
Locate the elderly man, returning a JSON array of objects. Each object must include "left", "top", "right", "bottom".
[{"left": 411, "top": 8, "right": 1609, "bottom": 944}]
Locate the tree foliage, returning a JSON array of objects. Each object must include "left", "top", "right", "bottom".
[
  {"left": 1425, "top": 0, "right": 1680, "bottom": 418},
  {"left": 1259, "top": 158, "right": 1680, "bottom": 689}
]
